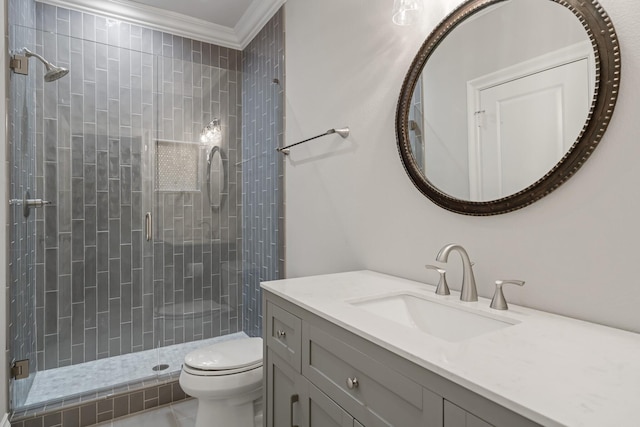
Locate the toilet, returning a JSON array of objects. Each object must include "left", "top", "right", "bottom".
[{"left": 179, "top": 337, "right": 264, "bottom": 427}]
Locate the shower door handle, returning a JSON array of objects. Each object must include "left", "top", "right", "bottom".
[{"left": 145, "top": 212, "right": 152, "bottom": 241}]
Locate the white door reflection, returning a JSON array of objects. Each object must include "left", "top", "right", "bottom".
[
  {"left": 413, "top": 0, "right": 594, "bottom": 202},
  {"left": 468, "top": 44, "right": 592, "bottom": 200}
]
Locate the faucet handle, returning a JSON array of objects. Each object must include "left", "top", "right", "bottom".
[
  {"left": 425, "top": 265, "right": 450, "bottom": 296},
  {"left": 490, "top": 280, "right": 525, "bottom": 310}
]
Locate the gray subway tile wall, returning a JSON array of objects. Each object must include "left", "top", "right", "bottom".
[
  {"left": 8, "top": 0, "right": 284, "bottom": 416},
  {"left": 30, "top": 2, "right": 244, "bottom": 373},
  {"left": 241, "top": 9, "right": 285, "bottom": 337}
]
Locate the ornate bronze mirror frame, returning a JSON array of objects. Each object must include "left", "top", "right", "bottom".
[{"left": 396, "top": 0, "right": 620, "bottom": 215}]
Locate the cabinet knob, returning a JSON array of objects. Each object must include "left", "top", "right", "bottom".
[
  {"left": 346, "top": 377, "right": 359, "bottom": 389},
  {"left": 277, "top": 329, "right": 287, "bottom": 338}
]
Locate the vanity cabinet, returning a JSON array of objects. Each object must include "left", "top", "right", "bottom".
[
  {"left": 266, "top": 332, "right": 358, "bottom": 426},
  {"left": 264, "top": 293, "right": 540, "bottom": 427}
]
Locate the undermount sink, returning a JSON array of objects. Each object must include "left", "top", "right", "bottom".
[{"left": 350, "top": 293, "right": 518, "bottom": 342}]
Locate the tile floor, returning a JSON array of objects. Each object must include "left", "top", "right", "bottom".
[{"left": 95, "top": 398, "right": 197, "bottom": 427}]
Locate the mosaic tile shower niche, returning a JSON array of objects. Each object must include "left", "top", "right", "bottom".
[{"left": 5, "top": 0, "right": 284, "bottom": 414}]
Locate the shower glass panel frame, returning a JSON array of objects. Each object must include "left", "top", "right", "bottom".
[
  {"left": 8, "top": 20, "right": 38, "bottom": 412},
  {"left": 8, "top": 18, "right": 244, "bottom": 413}
]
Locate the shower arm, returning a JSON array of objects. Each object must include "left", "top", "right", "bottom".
[
  {"left": 276, "top": 127, "right": 349, "bottom": 155},
  {"left": 23, "top": 48, "right": 53, "bottom": 69}
]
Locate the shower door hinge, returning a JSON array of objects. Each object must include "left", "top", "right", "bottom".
[
  {"left": 10, "top": 55, "right": 29, "bottom": 75},
  {"left": 11, "top": 359, "right": 29, "bottom": 380}
]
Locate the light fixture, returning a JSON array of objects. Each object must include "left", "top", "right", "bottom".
[
  {"left": 392, "top": 0, "right": 423, "bottom": 26},
  {"left": 200, "top": 118, "right": 222, "bottom": 146}
]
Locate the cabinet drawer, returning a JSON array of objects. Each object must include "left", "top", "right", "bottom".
[
  {"left": 266, "top": 301, "right": 302, "bottom": 371},
  {"left": 303, "top": 323, "right": 441, "bottom": 427}
]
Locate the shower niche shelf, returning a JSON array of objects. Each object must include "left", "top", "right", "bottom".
[{"left": 155, "top": 139, "right": 203, "bottom": 192}]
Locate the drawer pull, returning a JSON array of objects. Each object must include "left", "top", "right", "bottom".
[
  {"left": 290, "top": 394, "right": 299, "bottom": 427},
  {"left": 346, "top": 377, "right": 359, "bottom": 389},
  {"left": 277, "top": 329, "right": 287, "bottom": 338}
]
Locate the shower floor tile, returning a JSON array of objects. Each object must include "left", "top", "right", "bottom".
[{"left": 23, "top": 333, "right": 247, "bottom": 408}]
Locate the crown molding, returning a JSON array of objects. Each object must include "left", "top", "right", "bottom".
[
  {"left": 38, "top": 0, "right": 285, "bottom": 50},
  {"left": 235, "top": 0, "right": 286, "bottom": 49}
]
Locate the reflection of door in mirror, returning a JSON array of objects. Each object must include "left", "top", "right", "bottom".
[
  {"left": 396, "top": 0, "right": 620, "bottom": 215},
  {"left": 467, "top": 43, "right": 593, "bottom": 201},
  {"left": 420, "top": 0, "right": 593, "bottom": 202}
]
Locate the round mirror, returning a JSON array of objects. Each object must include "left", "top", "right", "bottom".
[
  {"left": 396, "top": 0, "right": 620, "bottom": 215},
  {"left": 206, "top": 146, "right": 226, "bottom": 211}
]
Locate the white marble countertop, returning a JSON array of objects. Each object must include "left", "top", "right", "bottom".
[{"left": 261, "top": 270, "right": 640, "bottom": 427}]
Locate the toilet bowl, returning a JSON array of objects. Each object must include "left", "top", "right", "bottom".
[{"left": 179, "top": 337, "right": 263, "bottom": 427}]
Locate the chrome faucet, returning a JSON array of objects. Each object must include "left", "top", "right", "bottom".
[{"left": 436, "top": 243, "right": 478, "bottom": 302}]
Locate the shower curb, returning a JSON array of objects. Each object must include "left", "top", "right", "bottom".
[{"left": 9, "top": 379, "right": 190, "bottom": 427}]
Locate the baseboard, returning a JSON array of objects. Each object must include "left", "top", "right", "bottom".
[{"left": 1, "top": 413, "right": 10, "bottom": 427}]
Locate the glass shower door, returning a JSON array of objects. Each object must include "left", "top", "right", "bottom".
[
  {"left": 6, "top": 2, "right": 251, "bottom": 411},
  {"left": 150, "top": 54, "right": 243, "bottom": 357},
  {"left": 7, "top": 21, "right": 162, "bottom": 410},
  {"left": 7, "top": 21, "right": 38, "bottom": 409}
]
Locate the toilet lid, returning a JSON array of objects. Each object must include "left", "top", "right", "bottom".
[{"left": 184, "top": 337, "right": 263, "bottom": 371}]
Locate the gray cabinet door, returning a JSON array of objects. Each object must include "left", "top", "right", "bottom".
[
  {"left": 444, "top": 400, "right": 493, "bottom": 427},
  {"left": 268, "top": 348, "right": 355, "bottom": 427},
  {"left": 266, "top": 348, "right": 306, "bottom": 427},
  {"left": 301, "top": 381, "right": 354, "bottom": 427}
]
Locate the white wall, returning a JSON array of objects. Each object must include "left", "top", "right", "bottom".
[{"left": 284, "top": 0, "right": 640, "bottom": 333}]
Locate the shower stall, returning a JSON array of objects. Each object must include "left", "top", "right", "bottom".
[{"left": 6, "top": 0, "right": 284, "bottom": 419}]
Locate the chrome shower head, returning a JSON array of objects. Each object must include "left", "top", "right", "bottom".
[
  {"left": 10, "top": 47, "right": 69, "bottom": 82},
  {"left": 24, "top": 48, "right": 69, "bottom": 82},
  {"left": 43, "top": 65, "right": 69, "bottom": 82}
]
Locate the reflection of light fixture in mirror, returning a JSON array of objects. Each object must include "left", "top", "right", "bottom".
[
  {"left": 200, "top": 118, "right": 222, "bottom": 146},
  {"left": 392, "top": 0, "right": 423, "bottom": 26}
]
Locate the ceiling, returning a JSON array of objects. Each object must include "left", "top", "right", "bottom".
[{"left": 44, "top": 0, "right": 285, "bottom": 49}]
